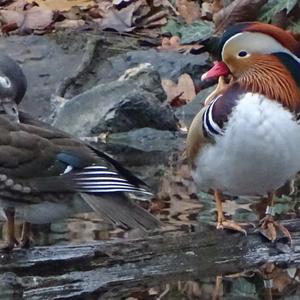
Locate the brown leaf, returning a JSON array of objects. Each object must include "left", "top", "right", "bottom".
[
  {"left": 55, "top": 19, "right": 85, "bottom": 29},
  {"left": 272, "top": 269, "right": 293, "bottom": 292},
  {"left": 201, "top": 2, "right": 213, "bottom": 20},
  {"left": 5, "top": 0, "right": 28, "bottom": 10},
  {"left": 100, "top": 3, "right": 136, "bottom": 32},
  {"left": 169, "top": 95, "right": 186, "bottom": 107},
  {"left": 158, "top": 36, "right": 203, "bottom": 53},
  {"left": 0, "top": 9, "right": 24, "bottom": 28},
  {"left": 62, "top": 6, "right": 83, "bottom": 20},
  {"left": 1, "top": 22, "right": 18, "bottom": 33},
  {"left": 21, "top": 6, "right": 53, "bottom": 31},
  {"left": 162, "top": 73, "right": 196, "bottom": 107},
  {"left": 211, "top": 0, "right": 223, "bottom": 14},
  {"left": 182, "top": 281, "right": 202, "bottom": 299},
  {"left": 0, "top": 5, "right": 54, "bottom": 33},
  {"left": 177, "top": 73, "right": 196, "bottom": 102},
  {"left": 176, "top": 0, "right": 201, "bottom": 24},
  {"left": 213, "top": 0, "right": 267, "bottom": 34}
]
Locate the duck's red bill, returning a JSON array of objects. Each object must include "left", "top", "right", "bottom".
[{"left": 201, "top": 61, "right": 230, "bottom": 81}]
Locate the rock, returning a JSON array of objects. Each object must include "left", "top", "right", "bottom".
[
  {"left": 63, "top": 48, "right": 210, "bottom": 99},
  {"left": 107, "top": 127, "right": 185, "bottom": 152},
  {"left": 110, "top": 49, "right": 210, "bottom": 82},
  {"left": 52, "top": 65, "right": 178, "bottom": 136}
]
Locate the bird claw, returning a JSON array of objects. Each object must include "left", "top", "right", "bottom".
[
  {"left": 216, "top": 219, "right": 248, "bottom": 235},
  {"left": 259, "top": 215, "right": 292, "bottom": 243}
]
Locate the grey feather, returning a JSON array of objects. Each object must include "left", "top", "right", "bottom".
[{"left": 81, "top": 193, "right": 161, "bottom": 231}]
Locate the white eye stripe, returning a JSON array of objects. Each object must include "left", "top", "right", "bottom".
[{"left": 0, "top": 76, "right": 11, "bottom": 89}]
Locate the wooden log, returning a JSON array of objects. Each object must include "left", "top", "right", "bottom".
[{"left": 1, "top": 219, "right": 300, "bottom": 299}]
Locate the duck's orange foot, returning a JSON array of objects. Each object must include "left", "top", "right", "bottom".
[
  {"left": 217, "top": 219, "right": 248, "bottom": 235},
  {"left": 0, "top": 238, "right": 18, "bottom": 252},
  {"left": 259, "top": 214, "right": 291, "bottom": 243}
]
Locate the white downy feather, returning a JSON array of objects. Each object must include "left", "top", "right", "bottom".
[{"left": 194, "top": 93, "right": 300, "bottom": 196}]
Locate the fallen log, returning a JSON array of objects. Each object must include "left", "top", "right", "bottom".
[{"left": 1, "top": 219, "right": 300, "bottom": 300}]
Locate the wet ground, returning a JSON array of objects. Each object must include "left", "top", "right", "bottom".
[{"left": 1, "top": 141, "right": 300, "bottom": 299}]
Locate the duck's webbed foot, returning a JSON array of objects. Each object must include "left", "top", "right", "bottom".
[
  {"left": 217, "top": 218, "right": 248, "bottom": 235},
  {"left": 259, "top": 211, "right": 291, "bottom": 243}
]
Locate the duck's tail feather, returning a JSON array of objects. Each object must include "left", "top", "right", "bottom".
[{"left": 81, "top": 193, "right": 162, "bottom": 231}]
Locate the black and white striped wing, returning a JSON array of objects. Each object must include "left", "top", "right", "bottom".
[
  {"left": 202, "top": 95, "right": 224, "bottom": 138},
  {"left": 202, "top": 84, "right": 241, "bottom": 138},
  {"left": 68, "top": 165, "right": 152, "bottom": 196}
]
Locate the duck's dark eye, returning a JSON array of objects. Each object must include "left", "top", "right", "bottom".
[{"left": 238, "top": 50, "right": 248, "bottom": 57}]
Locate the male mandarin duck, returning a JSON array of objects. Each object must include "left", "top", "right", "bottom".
[
  {"left": 187, "top": 22, "right": 300, "bottom": 241},
  {"left": 0, "top": 54, "right": 161, "bottom": 251}
]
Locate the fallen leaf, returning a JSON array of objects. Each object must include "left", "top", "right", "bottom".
[
  {"left": 62, "top": 6, "right": 83, "bottom": 20},
  {"left": 5, "top": 0, "right": 28, "bottom": 10},
  {"left": 158, "top": 36, "right": 203, "bottom": 53},
  {"left": 55, "top": 19, "right": 85, "bottom": 29},
  {"left": 21, "top": 6, "right": 53, "bottom": 31},
  {"left": 0, "top": 9, "right": 24, "bottom": 28},
  {"left": 182, "top": 281, "right": 202, "bottom": 299},
  {"left": 1, "top": 22, "right": 18, "bottom": 33},
  {"left": 201, "top": 1, "right": 213, "bottom": 20},
  {"left": 176, "top": 0, "right": 201, "bottom": 24},
  {"left": 213, "top": 0, "right": 267, "bottom": 34},
  {"left": 0, "top": 5, "right": 54, "bottom": 33},
  {"left": 100, "top": 3, "right": 136, "bottom": 32},
  {"left": 28, "top": 0, "right": 94, "bottom": 12},
  {"left": 162, "top": 73, "right": 196, "bottom": 106},
  {"left": 212, "top": 0, "right": 223, "bottom": 13},
  {"left": 169, "top": 95, "right": 186, "bottom": 107}
]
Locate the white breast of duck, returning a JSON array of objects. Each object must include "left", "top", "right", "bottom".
[{"left": 193, "top": 89, "right": 300, "bottom": 196}]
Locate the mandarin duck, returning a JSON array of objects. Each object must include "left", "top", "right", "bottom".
[
  {"left": 187, "top": 22, "right": 300, "bottom": 241},
  {"left": 0, "top": 54, "right": 161, "bottom": 251}
]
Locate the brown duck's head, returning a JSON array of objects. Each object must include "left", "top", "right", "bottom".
[
  {"left": 0, "top": 55, "right": 27, "bottom": 121},
  {"left": 0, "top": 54, "right": 27, "bottom": 105},
  {"left": 202, "top": 22, "right": 300, "bottom": 111}
]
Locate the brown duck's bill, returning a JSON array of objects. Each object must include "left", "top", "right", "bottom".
[{"left": 201, "top": 61, "right": 231, "bottom": 81}]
